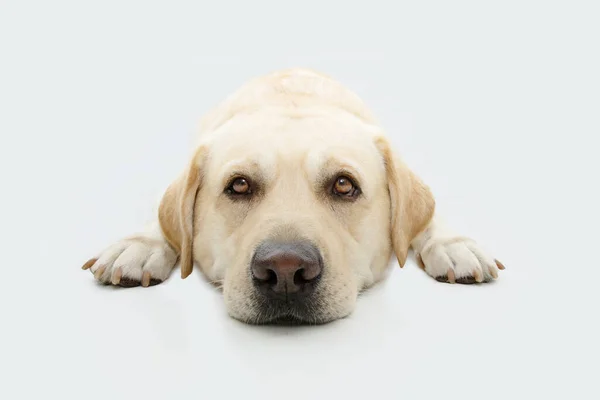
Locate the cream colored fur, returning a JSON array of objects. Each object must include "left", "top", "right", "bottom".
[{"left": 82, "top": 68, "right": 503, "bottom": 323}]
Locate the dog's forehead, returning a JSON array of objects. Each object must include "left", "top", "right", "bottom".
[{"left": 207, "top": 112, "right": 383, "bottom": 172}]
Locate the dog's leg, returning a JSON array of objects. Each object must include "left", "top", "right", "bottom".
[
  {"left": 410, "top": 214, "right": 504, "bottom": 284},
  {"left": 81, "top": 210, "right": 178, "bottom": 288}
]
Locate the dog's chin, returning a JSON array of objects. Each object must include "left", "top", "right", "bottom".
[
  {"left": 260, "top": 314, "right": 314, "bottom": 326},
  {"left": 242, "top": 298, "right": 333, "bottom": 326},
  {"left": 244, "top": 307, "right": 316, "bottom": 326},
  {"left": 233, "top": 305, "right": 345, "bottom": 326},
  {"left": 227, "top": 286, "right": 352, "bottom": 326},
  {"left": 253, "top": 313, "right": 336, "bottom": 326}
]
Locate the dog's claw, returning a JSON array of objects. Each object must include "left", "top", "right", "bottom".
[
  {"left": 473, "top": 269, "right": 483, "bottom": 283},
  {"left": 495, "top": 259, "right": 505, "bottom": 270},
  {"left": 111, "top": 267, "right": 122, "bottom": 285},
  {"left": 447, "top": 268, "right": 456, "bottom": 283},
  {"left": 94, "top": 266, "right": 106, "bottom": 280},
  {"left": 82, "top": 258, "right": 97, "bottom": 270},
  {"left": 416, "top": 253, "right": 425, "bottom": 270},
  {"left": 142, "top": 271, "right": 151, "bottom": 287}
]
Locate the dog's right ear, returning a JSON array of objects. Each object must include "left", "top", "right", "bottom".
[
  {"left": 158, "top": 147, "right": 206, "bottom": 279},
  {"left": 374, "top": 137, "right": 435, "bottom": 269}
]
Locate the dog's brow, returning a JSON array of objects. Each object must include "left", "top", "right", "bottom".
[
  {"left": 320, "top": 156, "right": 364, "bottom": 183},
  {"left": 219, "top": 159, "right": 264, "bottom": 185}
]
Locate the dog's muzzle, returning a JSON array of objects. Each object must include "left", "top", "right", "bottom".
[{"left": 250, "top": 240, "right": 323, "bottom": 323}]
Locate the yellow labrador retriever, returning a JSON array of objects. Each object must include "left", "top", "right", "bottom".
[{"left": 81, "top": 68, "right": 504, "bottom": 324}]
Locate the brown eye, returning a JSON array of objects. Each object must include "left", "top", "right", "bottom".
[
  {"left": 229, "top": 177, "right": 251, "bottom": 195},
  {"left": 332, "top": 176, "right": 359, "bottom": 198}
]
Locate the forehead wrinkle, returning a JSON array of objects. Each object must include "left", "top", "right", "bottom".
[
  {"left": 215, "top": 154, "right": 276, "bottom": 187},
  {"left": 306, "top": 149, "right": 367, "bottom": 182}
]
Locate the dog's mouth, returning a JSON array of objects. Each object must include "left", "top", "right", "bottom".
[
  {"left": 262, "top": 315, "right": 311, "bottom": 326},
  {"left": 249, "top": 296, "right": 328, "bottom": 326},
  {"left": 256, "top": 313, "right": 331, "bottom": 326}
]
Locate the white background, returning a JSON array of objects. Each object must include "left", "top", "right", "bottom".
[{"left": 1, "top": 1, "right": 599, "bottom": 399}]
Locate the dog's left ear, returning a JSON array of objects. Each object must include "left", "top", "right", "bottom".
[
  {"left": 375, "top": 137, "right": 435, "bottom": 268},
  {"left": 158, "top": 147, "right": 206, "bottom": 279}
]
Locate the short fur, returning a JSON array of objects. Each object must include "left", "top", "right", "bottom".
[{"left": 82, "top": 68, "right": 504, "bottom": 324}]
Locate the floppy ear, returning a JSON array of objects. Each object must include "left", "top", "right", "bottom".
[
  {"left": 158, "top": 147, "right": 206, "bottom": 279},
  {"left": 374, "top": 137, "right": 435, "bottom": 268}
]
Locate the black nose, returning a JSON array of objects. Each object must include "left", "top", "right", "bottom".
[{"left": 251, "top": 240, "right": 323, "bottom": 297}]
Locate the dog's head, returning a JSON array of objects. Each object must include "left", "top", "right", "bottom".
[{"left": 158, "top": 110, "right": 434, "bottom": 324}]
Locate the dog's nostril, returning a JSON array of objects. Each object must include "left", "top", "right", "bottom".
[
  {"left": 265, "top": 268, "right": 277, "bottom": 285},
  {"left": 252, "top": 265, "right": 278, "bottom": 284},
  {"left": 293, "top": 268, "right": 307, "bottom": 286},
  {"left": 292, "top": 267, "right": 320, "bottom": 285}
]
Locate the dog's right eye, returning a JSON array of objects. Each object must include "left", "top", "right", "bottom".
[
  {"left": 226, "top": 177, "right": 252, "bottom": 196},
  {"left": 331, "top": 175, "right": 361, "bottom": 200}
]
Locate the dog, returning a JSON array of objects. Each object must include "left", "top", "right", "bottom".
[{"left": 81, "top": 68, "right": 505, "bottom": 325}]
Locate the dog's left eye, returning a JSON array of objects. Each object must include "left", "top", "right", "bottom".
[
  {"left": 226, "top": 177, "right": 252, "bottom": 196},
  {"left": 332, "top": 175, "right": 360, "bottom": 199}
]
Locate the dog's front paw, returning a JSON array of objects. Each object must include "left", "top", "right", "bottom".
[
  {"left": 81, "top": 237, "right": 178, "bottom": 287},
  {"left": 416, "top": 238, "right": 505, "bottom": 284}
]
